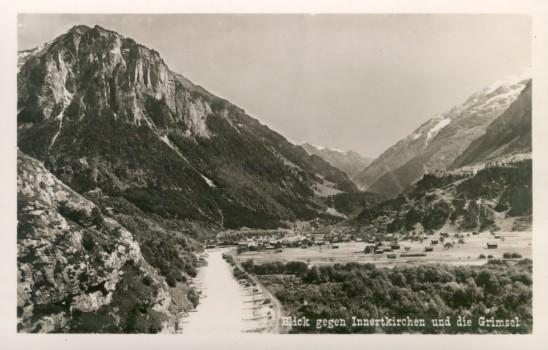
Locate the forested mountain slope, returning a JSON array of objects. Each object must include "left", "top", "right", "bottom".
[{"left": 354, "top": 160, "right": 532, "bottom": 234}]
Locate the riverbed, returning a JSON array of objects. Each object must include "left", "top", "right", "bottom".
[{"left": 183, "top": 248, "right": 275, "bottom": 333}]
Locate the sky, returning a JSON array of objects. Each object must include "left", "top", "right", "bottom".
[{"left": 18, "top": 14, "right": 531, "bottom": 158}]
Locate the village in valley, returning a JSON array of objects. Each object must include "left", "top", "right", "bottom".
[{"left": 206, "top": 224, "right": 531, "bottom": 268}]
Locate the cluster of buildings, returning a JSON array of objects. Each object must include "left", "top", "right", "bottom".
[{"left": 208, "top": 229, "right": 360, "bottom": 252}]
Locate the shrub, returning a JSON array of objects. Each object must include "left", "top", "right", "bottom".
[
  {"left": 422, "top": 200, "right": 452, "bottom": 230},
  {"left": 479, "top": 254, "right": 486, "bottom": 259},
  {"left": 142, "top": 275, "right": 154, "bottom": 286},
  {"left": 165, "top": 275, "right": 177, "bottom": 287},
  {"left": 82, "top": 231, "right": 95, "bottom": 251},
  {"left": 54, "top": 261, "right": 63, "bottom": 274},
  {"left": 187, "top": 289, "right": 200, "bottom": 308},
  {"left": 91, "top": 207, "right": 104, "bottom": 228}
]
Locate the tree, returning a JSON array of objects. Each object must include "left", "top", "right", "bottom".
[
  {"left": 82, "top": 231, "right": 95, "bottom": 251},
  {"left": 187, "top": 289, "right": 200, "bottom": 308},
  {"left": 91, "top": 207, "right": 104, "bottom": 228}
]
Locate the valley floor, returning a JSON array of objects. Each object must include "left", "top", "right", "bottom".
[{"left": 235, "top": 231, "right": 532, "bottom": 268}]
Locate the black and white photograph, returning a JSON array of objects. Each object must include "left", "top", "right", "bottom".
[{"left": 3, "top": 1, "right": 548, "bottom": 349}]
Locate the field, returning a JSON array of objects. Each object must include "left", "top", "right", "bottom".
[{"left": 236, "top": 231, "right": 532, "bottom": 268}]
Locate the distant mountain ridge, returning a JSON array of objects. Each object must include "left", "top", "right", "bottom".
[
  {"left": 17, "top": 24, "right": 356, "bottom": 229},
  {"left": 300, "top": 143, "right": 372, "bottom": 181},
  {"left": 452, "top": 80, "right": 532, "bottom": 168},
  {"left": 353, "top": 72, "right": 531, "bottom": 197}
]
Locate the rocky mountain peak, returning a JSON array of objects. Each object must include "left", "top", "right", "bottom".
[
  {"left": 69, "top": 24, "right": 92, "bottom": 33},
  {"left": 18, "top": 24, "right": 213, "bottom": 139}
]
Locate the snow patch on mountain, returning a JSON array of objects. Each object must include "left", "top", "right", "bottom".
[
  {"left": 483, "top": 87, "right": 525, "bottom": 107},
  {"left": 200, "top": 174, "right": 216, "bottom": 188},
  {"left": 308, "top": 143, "right": 326, "bottom": 151},
  {"left": 220, "top": 109, "right": 241, "bottom": 134},
  {"left": 305, "top": 143, "right": 349, "bottom": 154},
  {"left": 158, "top": 134, "right": 189, "bottom": 163},
  {"left": 17, "top": 39, "right": 55, "bottom": 72},
  {"left": 425, "top": 117, "right": 451, "bottom": 146},
  {"left": 48, "top": 77, "right": 73, "bottom": 151},
  {"left": 17, "top": 50, "right": 36, "bottom": 72},
  {"left": 484, "top": 68, "right": 531, "bottom": 94},
  {"left": 49, "top": 112, "right": 65, "bottom": 150},
  {"left": 411, "top": 132, "right": 422, "bottom": 140}
]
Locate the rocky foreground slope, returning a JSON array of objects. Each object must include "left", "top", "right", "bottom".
[{"left": 17, "top": 151, "right": 194, "bottom": 333}]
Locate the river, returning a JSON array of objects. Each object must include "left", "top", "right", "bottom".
[
  {"left": 183, "top": 248, "right": 278, "bottom": 333},
  {"left": 183, "top": 249, "right": 246, "bottom": 333}
]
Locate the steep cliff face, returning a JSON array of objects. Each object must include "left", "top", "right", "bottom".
[
  {"left": 18, "top": 25, "right": 356, "bottom": 229},
  {"left": 17, "top": 25, "right": 209, "bottom": 134},
  {"left": 354, "top": 73, "right": 530, "bottom": 197},
  {"left": 17, "top": 151, "right": 192, "bottom": 333}
]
